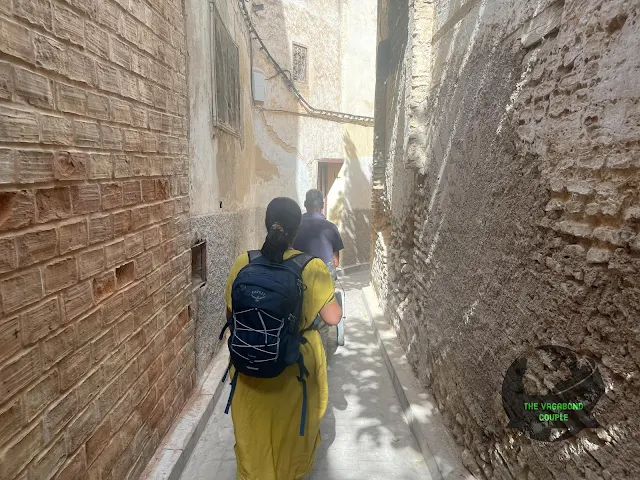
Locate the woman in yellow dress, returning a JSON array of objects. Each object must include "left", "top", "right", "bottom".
[{"left": 224, "top": 197, "right": 343, "bottom": 480}]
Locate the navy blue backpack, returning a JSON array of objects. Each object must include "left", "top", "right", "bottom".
[{"left": 219, "top": 250, "right": 315, "bottom": 435}]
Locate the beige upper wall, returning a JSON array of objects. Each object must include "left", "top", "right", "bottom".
[
  {"left": 249, "top": 0, "right": 376, "bottom": 208},
  {"left": 340, "top": 0, "right": 377, "bottom": 117}
]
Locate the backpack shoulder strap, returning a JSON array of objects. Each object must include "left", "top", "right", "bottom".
[
  {"left": 284, "top": 253, "right": 315, "bottom": 277},
  {"left": 247, "top": 250, "right": 262, "bottom": 263}
]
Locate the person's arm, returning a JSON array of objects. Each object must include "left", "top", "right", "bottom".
[
  {"left": 320, "top": 299, "right": 342, "bottom": 326},
  {"left": 332, "top": 224, "right": 344, "bottom": 268}
]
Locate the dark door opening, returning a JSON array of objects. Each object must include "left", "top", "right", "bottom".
[{"left": 317, "top": 159, "right": 343, "bottom": 216}]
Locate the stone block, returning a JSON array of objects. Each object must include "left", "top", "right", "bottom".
[
  {"left": 65, "top": 49, "right": 96, "bottom": 87},
  {"left": 46, "top": 389, "right": 78, "bottom": 435},
  {"left": 86, "top": 21, "right": 109, "bottom": 59},
  {"left": 14, "top": 0, "right": 52, "bottom": 30},
  {"left": 75, "top": 367, "right": 102, "bottom": 409},
  {"left": 89, "top": 153, "right": 112, "bottom": 179},
  {"left": 119, "top": 70, "right": 139, "bottom": 100},
  {"left": 0, "top": 397, "right": 23, "bottom": 444},
  {"left": 0, "top": 191, "right": 36, "bottom": 232},
  {"left": 0, "top": 18, "right": 34, "bottom": 63},
  {"left": 76, "top": 309, "right": 103, "bottom": 345},
  {"left": 15, "top": 67, "right": 54, "bottom": 108},
  {"left": 0, "top": 347, "right": 40, "bottom": 404},
  {"left": 0, "top": 149, "right": 13, "bottom": 183},
  {"left": 0, "top": 106, "right": 39, "bottom": 143},
  {"left": 70, "top": 184, "right": 100, "bottom": 215},
  {"left": 57, "top": 83, "right": 87, "bottom": 115},
  {"left": 34, "top": 33, "right": 65, "bottom": 73},
  {"left": 23, "top": 371, "right": 58, "bottom": 420},
  {"left": 102, "top": 292, "right": 124, "bottom": 324},
  {"left": 54, "top": 3, "right": 85, "bottom": 46},
  {"left": 102, "top": 125, "right": 124, "bottom": 150},
  {"left": 110, "top": 36, "right": 131, "bottom": 69},
  {"left": 125, "top": 232, "right": 144, "bottom": 259},
  {"left": 44, "top": 256, "right": 78, "bottom": 294},
  {"left": 97, "top": 62, "right": 120, "bottom": 94},
  {"left": 0, "top": 422, "right": 44, "bottom": 479},
  {"left": 16, "top": 150, "right": 55, "bottom": 183},
  {"left": 89, "top": 214, "right": 114, "bottom": 244},
  {"left": 55, "top": 448, "right": 87, "bottom": 480},
  {"left": 131, "top": 105, "right": 147, "bottom": 128},
  {"left": 0, "top": 316, "right": 21, "bottom": 365},
  {"left": 86, "top": 418, "right": 111, "bottom": 465},
  {"left": 30, "top": 434, "right": 67, "bottom": 480},
  {"left": 110, "top": 98, "right": 132, "bottom": 125},
  {"left": 68, "top": 403, "right": 99, "bottom": 453},
  {"left": 17, "top": 227, "right": 57, "bottom": 267},
  {"left": 73, "top": 120, "right": 101, "bottom": 148},
  {"left": 105, "top": 239, "right": 126, "bottom": 268},
  {"left": 123, "top": 129, "right": 142, "bottom": 152},
  {"left": 59, "top": 344, "right": 91, "bottom": 390},
  {"left": 59, "top": 219, "right": 88, "bottom": 254},
  {"left": 91, "top": 327, "right": 115, "bottom": 363},
  {"left": 43, "top": 324, "right": 75, "bottom": 368},
  {"left": 21, "top": 297, "right": 61, "bottom": 344},
  {"left": 123, "top": 180, "right": 142, "bottom": 206},
  {"left": 97, "top": 0, "right": 119, "bottom": 31},
  {"left": 35, "top": 187, "right": 71, "bottom": 222},
  {"left": 78, "top": 247, "right": 106, "bottom": 280},
  {"left": 62, "top": 281, "right": 94, "bottom": 320},
  {"left": 40, "top": 115, "right": 73, "bottom": 145},
  {"left": 0, "top": 267, "right": 43, "bottom": 313},
  {"left": 87, "top": 92, "right": 110, "bottom": 120},
  {"left": 54, "top": 151, "right": 88, "bottom": 180}
]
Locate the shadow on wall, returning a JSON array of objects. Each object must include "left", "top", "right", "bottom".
[{"left": 328, "top": 131, "right": 372, "bottom": 266}]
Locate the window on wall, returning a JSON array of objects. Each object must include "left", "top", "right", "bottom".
[
  {"left": 212, "top": 5, "right": 241, "bottom": 133},
  {"left": 292, "top": 43, "right": 308, "bottom": 83}
]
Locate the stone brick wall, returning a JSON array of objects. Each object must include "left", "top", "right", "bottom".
[
  {"left": 0, "top": 0, "right": 193, "bottom": 478},
  {"left": 373, "top": 0, "right": 640, "bottom": 478}
]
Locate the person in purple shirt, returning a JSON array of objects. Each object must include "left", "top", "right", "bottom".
[{"left": 293, "top": 189, "right": 344, "bottom": 276}]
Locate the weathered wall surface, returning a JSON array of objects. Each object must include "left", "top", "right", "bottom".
[
  {"left": 373, "top": 0, "right": 640, "bottom": 478},
  {"left": 186, "top": 0, "right": 264, "bottom": 378},
  {"left": 0, "top": 0, "right": 193, "bottom": 477},
  {"left": 250, "top": 0, "right": 376, "bottom": 267}
]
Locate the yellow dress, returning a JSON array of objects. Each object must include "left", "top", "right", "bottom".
[{"left": 224, "top": 249, "right": 335, "bottom": 480}]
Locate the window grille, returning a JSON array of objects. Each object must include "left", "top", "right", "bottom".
[
  {"left": 212, "top": 6, "right": 241, "bottom": 133},
  {"left": 292, "top": 43, "right": 307, "bottom": 83}
]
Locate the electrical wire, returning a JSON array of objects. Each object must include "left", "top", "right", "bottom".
[{"left": 239, "top": 0, "right": 375, "bottom": 126}]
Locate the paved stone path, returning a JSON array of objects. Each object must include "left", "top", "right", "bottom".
[{"left": 181, "top": 270, "right": 431, "bottom": 480}]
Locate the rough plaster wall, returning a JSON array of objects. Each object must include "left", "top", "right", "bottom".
[
  {"left": 374, "top": 0, "right": 640, "bottom": 478},
  {"left": 186, "top": 0, "right": 262, "bottom": 378}
]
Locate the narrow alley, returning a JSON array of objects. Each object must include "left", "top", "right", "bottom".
[{"left": 180, "top": 270, "right": 432, "bottom": 480}]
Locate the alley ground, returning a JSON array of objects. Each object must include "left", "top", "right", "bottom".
[{"left": 180, "top": 270, "right": 431, "bottom": 480}]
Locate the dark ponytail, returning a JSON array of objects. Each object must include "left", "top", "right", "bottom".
[{"left": 261, "top": 197, "right": 302, "bottom": 263}]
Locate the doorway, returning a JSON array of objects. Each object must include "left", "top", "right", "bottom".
[{"left": 317, "top": 159, "right": 344, "bottom": 216}]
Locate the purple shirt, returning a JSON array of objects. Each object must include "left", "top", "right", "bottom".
[{"left": 293, "top": 212, "right": 344, "bottom": 264}]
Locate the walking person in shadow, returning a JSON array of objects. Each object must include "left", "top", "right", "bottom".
[{"left": 220, "top": 197, "right": 342, "bottom": 480}]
